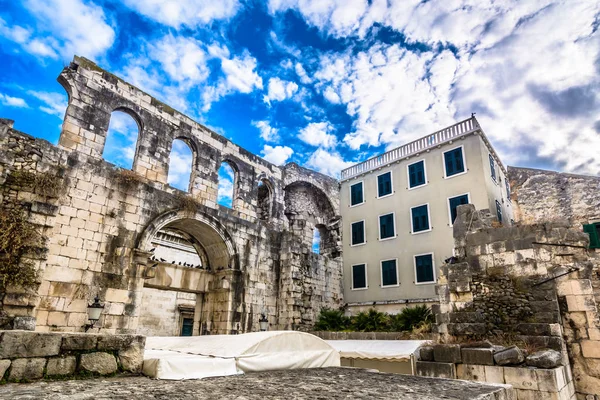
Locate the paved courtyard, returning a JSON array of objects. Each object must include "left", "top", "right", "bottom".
[{"left": 0, "top": 368, "right": 512, "bottom": 400}]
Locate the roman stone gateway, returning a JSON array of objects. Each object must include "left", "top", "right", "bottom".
[{"left": 0, "top": 56, "right": 343, "bottom": 335}]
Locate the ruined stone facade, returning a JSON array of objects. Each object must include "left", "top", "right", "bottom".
[
  {"left": 509, "top": 166, "right": 600, "bottom": 226},
  {"left": 435, "top": 204, "right": 600, "bottom": 398},
  {"left": 0, "top": 56, "right": 343, "bottom": 335}
]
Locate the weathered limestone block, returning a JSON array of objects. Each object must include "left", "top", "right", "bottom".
[
  {"left": 503, "top": 366, "right": 538, "bottom": 391},
  {"left": 8, "top": 358, "right": 46, "bottom": 381},
  {"left": 61, "top": 333, "right": 98, "bottom": 351},
  {"left": 0, "top": 359, "right": 10, "bottom": 379},
  {"left": 456, "top": 364, "right": 486, "bottom": 382},
  {"left": 0, "top": 331, "right": 61, "bottom": 358},
  {"left": 493, "top": 346, "right": 524, "bottom": 366},
  {"left": 433, "top": 344, "right": 461, "bottom": 363},
  {"left": 461, "top": 348, "right": 494, "bottom": 366},
  {"left": 419, "top": 346, "right": 434, "bottom": 361},
  {"left": 118, "top": 342, "right": 144, "bottom": 373},
  {"left": 46, "top": 356, "right": 77, "bottom": 376},
  {"left": 80, "top": 352, "right": 118, "bottom": 375},
  {"left": 415, "top": 361, "right": 456, "bottom": 379},
  {"left": 525, "top": 350, "right": 563, "bottom": 369},
  {"left": 484, "top": 365, "right": 505, "bottom": 384},
  {"left": 97, "top": 334, "right": 143, "bottom": 351},
  {"left": 13, "top": 317, "right": 36, "bottom": 331}
]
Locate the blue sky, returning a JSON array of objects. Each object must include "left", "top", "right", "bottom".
[{"left": 1, "top": 0, "right": 599, "bottom": 205}]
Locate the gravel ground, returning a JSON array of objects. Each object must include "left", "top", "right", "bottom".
[{"left": 0, "top": 368, "right": 512, "bottom": 400}]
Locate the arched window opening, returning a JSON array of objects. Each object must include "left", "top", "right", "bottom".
[
  {"left": 149, "top": 228, "right": 207, "bottom": 269},
  {"left": 168, "top": 139, "right": 193, "bottom": 191},
  {"left": 104, "top": 110, "right": 140, "bottom": 169},
  {"left": 217, "top": 162, "right": 235, "bottom": 208},
  {"left": 257, "top": 179, "right": 272, "bottom": 221},
  {"left": 312, "top": 227, "right": 321, "bottom": 254}
]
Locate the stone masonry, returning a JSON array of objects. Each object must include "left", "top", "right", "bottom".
[
  {"left": 0, "top": 56, "right": 343, "bottom": 335},
  {"left": 435, "top": 204, "right": 600, "bottom": 398}
]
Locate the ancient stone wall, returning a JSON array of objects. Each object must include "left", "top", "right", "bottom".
[
  {"left": 435, "top": 204, "right": 600, "bottom": 398},
  {"left": 508, "top": 166, "right": 600, "bottom": 226},
  {"left": 0, "top": 330, "right": 145, "bottom": 381},
  {"left": 0, "top": 56, "right": 343, "bottom": 335}
]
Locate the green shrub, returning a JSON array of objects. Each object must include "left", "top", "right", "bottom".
[
  {"left": 390, "top": 305, "right": 434, "bottom": 332},
  {"left": 351, "top": 309, "right": 390, "bottom": 332},
  {"left": 314, "top": 308, "right": 350, "bottom": 331}
]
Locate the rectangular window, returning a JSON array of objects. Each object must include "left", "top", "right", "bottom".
[
  {"left": 495, "top": 200, "right": 503, "bottom": 223},
  {"left": 489, "top": 154, "right": 496, "bottom": 182},
  {"left": 379, "top": 213, "right": 395, "bottom": 240},
  {"left": 351, "top": 220, "right": 365, "bottom": 245},
  {"left": 377, "top": 171, "right": 393, "bottom": 198},
  {"left": 350, "top": 182, "right": 364, "bottom": 206},
  {"left": 505, "top": 180, "right": 511, "bottom": 201},
  {"left": 583, "top": 223, "right": 600, "bottom": 249},
  {"left": 411, "top": 204, "right": 430, "bottom": 233},
  {"left": 415, "top": 254, "right": 435, "bottom": 284},
  {"left": 444, "top": 147, "right": 465, "bottom": 177},
  {"left": 408, "top": 160, "right": 426, "bottom": 188},
  {"left": 352, "top": 264, "right": 367, "bottom": 289},
  {"left": 381, "top": 259, "right": 398, "bottom": 287},
  {"left": 448, "top": 194, "right": 470, "bottom": 225}
]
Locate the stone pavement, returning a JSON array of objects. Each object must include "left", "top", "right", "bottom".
[{"left": 0, "top": 368, "right": 513, "bottom": 400}]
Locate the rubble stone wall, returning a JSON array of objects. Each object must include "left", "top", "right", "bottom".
[
  {"left": 508, "top": 166, "right": 600, "bottom": 226},
  {"left": 0, "top": 330, "right": 145, "bottom": 382},
  {"left": 435, "top": 204, "right": 600, "bottom": 398},
  {"left": 0, "top": 56, "right": 343, "bottom": 335}
]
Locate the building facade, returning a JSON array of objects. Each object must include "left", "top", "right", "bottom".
[
  {"left": 340, "top": 117, "right": 513, "bottom": 313},
  {"left": 0, "top": 56, "right": 344, "bottom": 336}
]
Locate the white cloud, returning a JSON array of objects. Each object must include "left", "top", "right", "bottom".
[
  {"left": 299, "top": 122, "right": 337, "bottom": 148},
  {"left": 22, "top": 0, "right": 115, "bottom": 60},
  {"left": 295, "top": 62, "right": 312, "bottom": 84},
  {"left": 253, "top": 120, "right": 279, "bottom": 142},
  {"left": 123, "top": 0, "right": 240, "bottom": 28},
  {"left": 305, "top": 148, "right": 353, "bottom": 178},
  {"left": 28, "top": 91, "right": 67, "bottom": 118},
  {"left": 167, "top": 139, "right": 193, "bottom": 191},
  {"left": 261, "top": 145, "right": 294, "bottom": 165},
  {"left": 264, "top": 77, "right": 298, "bottom": 104},
  {"left": 202, "top": 51, "right": 263, "bottom": 111},
  {"left": 150, "top": 35, "right": 210, "bottom": 86},
  {"left": 0, "top": 93, "right": 28, "bottom": 108},
  {"left": 217, "top": 163, "right": 235, "bottom": 206}
]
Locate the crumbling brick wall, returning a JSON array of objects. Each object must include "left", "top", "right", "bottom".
[
  {"left": 0, "top": 56, "right": 343, "bottom": 335},
  {"left": 435, "top": 204, "right": 600, "bottom": 398}
]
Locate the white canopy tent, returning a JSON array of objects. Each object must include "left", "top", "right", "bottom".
[
  {"left": 326, "top": 340, "right": 428, "bottom": 375},
  {"left": 143, "top": 331, "right": 341, "bottom": 380}
]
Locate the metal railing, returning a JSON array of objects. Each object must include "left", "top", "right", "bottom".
[{"left": 341, "top": 117, "right": 480, "bottom": 181}]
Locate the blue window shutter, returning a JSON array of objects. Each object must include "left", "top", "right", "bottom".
[
  {"left": 378, "top": 172, "right": 392, "bottom": 197},
  {"left": 454, "top": 149, "right": 464, "bottom": 173},
  {"left": 495, "top": 200, "right": 503, "bottom": 223},
  {"left": 352, "top": 222, "right": 365, "bottom": 245},
  {"left": 352, "top": 264, "right": 366, "bottom": 289},
  {"left": 381, "top": 260, "right": 398, "bottom": 286},
  {"left": 409, "top": 161, "right": 425, "bottom": 188},
  {"left": 489, "top": 154, "right": 496, "bottom": 181},
  {"left": 449, "top": 194, "right": 469, "bottom": 223},
  {"left": 444, "top": 152, "right": 454, "bottom": 176},
  {"left": 583, "top": 224, "right": 600, "bottom": 249},
  {"left": 379, "top": 213, "right": 395, "bottom": 239},
  {"left": 350, "top": 183, "right": 363, "bottom": 206},
  {"left": 416, "top": 254, "right": 434, "bottom": 283},
  {"left": 412, "top": 205, "right": 429, "bottom": 232}
]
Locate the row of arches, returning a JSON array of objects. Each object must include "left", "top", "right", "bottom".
[{"left": 104, "top": 112, "right": 278, "bottom": 219}]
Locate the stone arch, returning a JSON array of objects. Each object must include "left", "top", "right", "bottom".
[
  {"left": 257, "top": 176, "right": 275, "bottom": 221},
  {"left": 283, "top": 180, "right": 339, "bottom": 257},
  {"left": 137, "top": 210, "right": 238, "bottom": 271},
  {"left": 217, "top": 158, "right": 239, "bottom": 208}
]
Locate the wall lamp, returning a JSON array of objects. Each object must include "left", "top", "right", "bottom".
[{"left": 85, "top": 296, "right": 105, "bottom": 332}]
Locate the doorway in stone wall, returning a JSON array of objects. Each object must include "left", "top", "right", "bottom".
[{"left": 136, "top": 211, "right": 238, "bottom": 336}]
